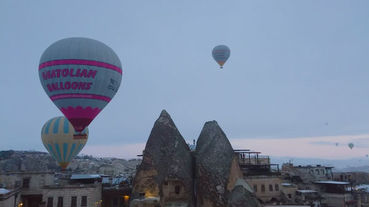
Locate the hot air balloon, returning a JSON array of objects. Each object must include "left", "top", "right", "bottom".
[
  {"left": 348, "top": 143, "right": 354, "bottom": 150},
  {"left": 39, "top": 37, "right": 122, "bottom": 134},
  {"left": 212, "top": 45, "right": 230, "bottom": 69},
  {"left": 41, "top": 116, "right": 88, "bottom": 169},
  {"left": 335, "top": 142, "right": 339, "bottom": 146}
]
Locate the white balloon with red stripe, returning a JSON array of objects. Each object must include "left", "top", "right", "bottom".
[{"left": 39, "top": 37, "right": 122, "bottom": 132}]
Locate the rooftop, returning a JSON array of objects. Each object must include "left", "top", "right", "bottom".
[
  {"left": 314, "top": 181, "right": 350, "bottom": 185},
  {"left": 356, "top": 184, "right": 369, "bottom": 192},
  {"left": 70, "top": 174, "right": 101, "bottom": 180},
  {"left": 0, "top": 188, "right": 10, "bottom": 195},
  {"left": 297, "top": 190, "right": 318, "bottom": 193}
]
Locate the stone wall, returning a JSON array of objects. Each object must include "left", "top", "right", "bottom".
[
  {"left": 245, "top": 176, "right": 282, "bottom": 203},
  {"left": 42, "top": 184, "right": 102, "bottom": 207}
]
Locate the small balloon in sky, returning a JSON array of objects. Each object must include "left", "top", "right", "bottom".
[
  {"left": 38, "top": 37, "right": 123, "bottom": 133},
  {"left": 348, "top": 142, "right": 354, "bottom": 150},
  {"left": 335, "top": 142, "right": 339, "bottom": 147},
  {"left": 212, "top": 45, "right": 230, "bottom": 69},
  {"left": 41, "top": 116, "right": 88, "bottom": 170},
  {"left": 366, "top": 154, "right": 368, "bottom": 158}
]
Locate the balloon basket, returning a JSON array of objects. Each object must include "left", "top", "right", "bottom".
[{"left": 73, "top": 133, "right": 87, "bottom": 140}]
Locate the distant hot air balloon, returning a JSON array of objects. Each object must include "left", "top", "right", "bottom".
[
  {"left": 335, "top": 142, "right": 339, "bottom": 146},
  {"left": 39, "top": 37, "right": 122, "bottom": 134},
  {"left": 348, "top": 143, "right": 354, "bottom": 150},
  {"left": 41, "top": 116, "right": 88, "bottom": 169},
  {"left": 366, "top": 154, "right": 368, "bottom": 158},
  {"left": 212, "top": 45, "right": 230, "bottom": 69}
]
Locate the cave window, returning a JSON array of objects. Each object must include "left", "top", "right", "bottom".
[
  {"left": 175, "top": 185, "right": 181, "bottom": 194},
  {"left": 261, "top": 184, "right": 265, "bottom": 193},
  {"left": 275, "top": 184, "right": 279, "bottom": 191}
]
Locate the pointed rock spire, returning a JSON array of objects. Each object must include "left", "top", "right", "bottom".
[
  {"left": 196, "top": 121, "right": 260, "bottom": 207},
  {"left": 131, "top": 110, "right": 194, "bottom": 206}
]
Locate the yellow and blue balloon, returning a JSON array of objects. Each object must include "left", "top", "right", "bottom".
[{"left": 41, "top": 116, "right": 88, "bottom": 169}]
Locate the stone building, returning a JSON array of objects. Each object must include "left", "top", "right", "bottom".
[
  {"left": 0, "top": 171, "right": 54, "bottom": 206},
  {"left": 313, "top": 181, "right": 354, "bottom": 207},
  {"left": 0, "top": 172, "right": 103, "bottom": 207},
  {"left": 235, "top": 150, "right": 282, "bottom": 204},
  {"left": 0, "top": 187, "right": 21, "bottom": 207},
  {"left": 334, "top": 172, "right": 369, "bottom": 185},
  {"left": 281, "top": 163, "right": 334, "bottom": 184}
]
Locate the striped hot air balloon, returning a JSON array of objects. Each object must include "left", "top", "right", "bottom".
[
  {"left": 38, "top": 37, "right": 122, "bottom": 133},
  {"left": 41, "top": 116, "right": 88, "bottom": 169}
]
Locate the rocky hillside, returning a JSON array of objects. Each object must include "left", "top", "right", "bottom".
[{"left": 0, "top": 150, "right": 141, "bottom": 177}]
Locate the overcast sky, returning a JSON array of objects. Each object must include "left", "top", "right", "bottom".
[{"left": 1, "top": 1, "right": 369, "bottom": 159}]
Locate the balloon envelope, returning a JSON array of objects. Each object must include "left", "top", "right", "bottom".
[
  {"left": 39, "top": 37, "right": 122, "bottom": 132},
  {"left": 212, "top": 45, "right": 230, "bottom": 68},
  {"left": 348, "top": 143, "right": 354, "bottom": 149},
  {"left": 41, "top": 116, "right": 88, "bottom": 169}
]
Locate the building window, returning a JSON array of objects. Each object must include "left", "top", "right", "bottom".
[
  {"left": 288, "top": 194, "right": 292, "bottom": 199},
  {"left": 47, "top": 197, "right": 53, "bottom": 207},
  {"left": 81, "top": 196, "right": 87, "bottom": 207},
  {"left": 22, "top": 177, "right": 30, "bottom": 188},
  {"left": 315, "top": 169, "right": 320, "bottom": 175},
  {"left": 261, "top": 184, "right": 265, "bottom": 193},
  {"left": 253, "top": 185, "right": 257, "bottom": 192},
  {"left": 269, "top": 184, "right": 273, "bottom": 191},
  {"left": 275, "top": 184, "right": 279, "bottom": 191},
  {"left": 57, "top": 197, "right": 63, "bottom": 207},
  {"left": 71, "top": 196, "right": 77, "bottom": 207},
  {"left": 175, "top": 185, "right": 181, "bottom": 194}
]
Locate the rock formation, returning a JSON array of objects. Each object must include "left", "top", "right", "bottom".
[
  {"left": 131, "top": 111, "right": 260, "bottom": 207},
  {"left": 131, "top": 110, "right": 193, "bottom": 207},
  {"left": 195, "top": 121, "right": 260, "bottom": 207}
]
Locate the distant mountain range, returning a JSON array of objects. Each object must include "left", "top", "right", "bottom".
[
  {"left": 271, "top": 156, "right": 369, "bottom": 172},
  {"left": 0, "top": 150, "right": 141, "bottom": 177}
]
